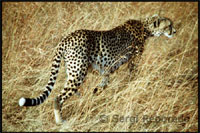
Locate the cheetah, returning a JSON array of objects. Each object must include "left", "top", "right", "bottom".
[{"left": 19, "top": 14, "right": 176, "bottom": 124}]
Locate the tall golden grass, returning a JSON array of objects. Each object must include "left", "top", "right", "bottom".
[{"left": 2, "top": 2, "right": 198, "bottom": 132}]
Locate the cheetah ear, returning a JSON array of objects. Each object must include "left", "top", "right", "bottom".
[{"left": 152, "top": 14, "right": 159, "bottom": 17}]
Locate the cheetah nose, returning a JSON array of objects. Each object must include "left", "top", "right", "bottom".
[{"left": 173, "top": 29, "right": 176, "bottom": 34}]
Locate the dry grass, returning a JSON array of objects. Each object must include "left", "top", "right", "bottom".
[{"left": 2, "top": 2, "right": 198, "bottom": 132}]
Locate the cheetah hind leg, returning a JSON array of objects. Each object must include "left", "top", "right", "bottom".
[
  {"left": 54, "top": 90, "right": 80, "bottom": 124},
  {"left": 54, "top": 88, "right": 78, "bottom": 124},
  {"left": 54, "top": 96, "right": 66, "bottom": 124}
]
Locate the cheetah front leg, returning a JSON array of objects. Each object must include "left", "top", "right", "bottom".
[
  {"left": 93, "top": 47, "right": 133, "bottom": 94},
  {"left": 93, "top": 74, "right": 109, "bottom": 94},
  {"left": 128, "top": 45, "right": 144, "bottom": 74}
]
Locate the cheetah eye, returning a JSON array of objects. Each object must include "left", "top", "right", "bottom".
[
  {"left": 153, "top": 21, "right": 157, "bottom": 27},
  {"left": 153, "top": 19, "right": 160, "bottom": 28}
]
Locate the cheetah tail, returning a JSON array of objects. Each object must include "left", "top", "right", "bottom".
[{"left": 19, "top": 44, "right": 64, "bottom": 106}]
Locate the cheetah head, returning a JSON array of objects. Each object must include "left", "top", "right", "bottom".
[{"left": 144, "top": 14, "right": 176, "bottom": 38}]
